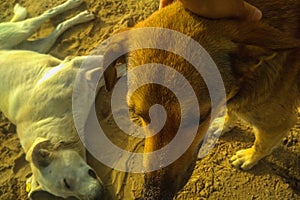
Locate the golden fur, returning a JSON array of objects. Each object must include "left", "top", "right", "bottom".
[{"left": 102, "top": 0, "right": 300, "bottom": 199}]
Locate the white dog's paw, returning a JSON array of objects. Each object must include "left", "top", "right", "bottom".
[
  {"left": 222, "top": 122, "right": 236, "bottom": 133},
  {"left": 46, "top": 0, "right": 83, "bottom": 16},
  {"left": 57, "top": 11, "right": 94, "bottom": 30},
  {"left": 13, "top": 4, "right": 27, "bottom": 18},
  {"left": 229, "top": 148, "right": 261, "bottom": 170},
  {"left": 65, "top": 0, "right": 83, "bottom": 7},
  {"left": 208, "top": 116, "right": 234, "bottom": 137},
  {"left": 209, "top": 117, "right": 224, "bottom": 136},
  {"left": 76, "top": 11, "right": 95, "bottom": 22}
]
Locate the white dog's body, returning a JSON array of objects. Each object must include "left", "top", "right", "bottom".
[
  {"left": 0, "top": 1, "right": 106, "bottom": 199},
  {"left": 0, "top": 50, "right": 78, "bottom": 150},
  {"left": 0, "top": 50, "right": 105, "bottom": 199}
]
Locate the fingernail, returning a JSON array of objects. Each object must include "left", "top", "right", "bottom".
[{"left": 251, "top": 8, "right": 262, "bottom": 20}]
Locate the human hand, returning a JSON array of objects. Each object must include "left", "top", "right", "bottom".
[{"left": 159, "top": 0, "right": 262, "bottom": 21}]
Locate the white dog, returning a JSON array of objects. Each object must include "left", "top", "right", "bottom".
[{"left": 0, "top": 0, "right": 108, "bottom": 199}]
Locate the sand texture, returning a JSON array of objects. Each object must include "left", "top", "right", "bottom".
[{"left": 0, "top": 0, "right": 299, "bottom": 199}]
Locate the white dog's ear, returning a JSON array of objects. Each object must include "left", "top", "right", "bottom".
[{"left": 26, "top": 138, "right": 54, "bottom": 168}]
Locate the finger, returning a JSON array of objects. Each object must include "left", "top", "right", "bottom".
[
  {"left": 159, "top": 0, "right": 174, "bottom": 9},
  {"left": 242, "top": 2, "right": 262, "bottom": 21}
]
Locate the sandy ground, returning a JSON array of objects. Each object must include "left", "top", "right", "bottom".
[{"left": 0, "top": 0, "right": 299, "bottom": 199}]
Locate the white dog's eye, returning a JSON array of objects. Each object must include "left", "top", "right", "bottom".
[{"left": 63, "top": 178, "right": 71, "bottom": 190}]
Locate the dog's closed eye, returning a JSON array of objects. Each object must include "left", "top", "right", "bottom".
[
  {"left": 88, "top": 169, "right": 97, "bottom": 179},
  {"left": 63, "top": 178, "right": 71, "bottom": 190}
]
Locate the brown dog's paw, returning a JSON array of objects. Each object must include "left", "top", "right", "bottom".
[{"left": 229, "top": 148, "right": 261, "bottom": 170}]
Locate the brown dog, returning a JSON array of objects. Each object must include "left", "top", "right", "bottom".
[{"left": 102, "top": 0, "right": 300, "bottom": 199}]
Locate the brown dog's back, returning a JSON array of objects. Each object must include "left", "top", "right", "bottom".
[{"left": 248, "top": 0, "right": 299, "bottom": 37}]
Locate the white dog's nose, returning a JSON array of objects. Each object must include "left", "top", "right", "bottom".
[
  {"left": 92, "top": 192, "right": 102, "bottom": 200},
  {"left": 87, "top": 183, "right": 103, "bottom": 200},
  {"left": 87, "top": 170, "right": 104, "bottom": 200}
]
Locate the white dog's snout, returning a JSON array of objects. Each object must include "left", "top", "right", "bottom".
[{"left": 80, "top": 183, "right": 103, "bottom": 200}]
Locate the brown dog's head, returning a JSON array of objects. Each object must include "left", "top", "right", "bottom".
[{"left": 103, "top": 1, "right": 299, "bottom": 199}]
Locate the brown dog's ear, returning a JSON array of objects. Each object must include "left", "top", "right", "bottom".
[
  {"left": 104, "top": 61, "right": 118, "bottom": 92},
  {"left": 26, "top": 138, "right": 53, "bottom": 168},
  {"left": 103, "top": 29, "right": 129, "bottom": 91}
]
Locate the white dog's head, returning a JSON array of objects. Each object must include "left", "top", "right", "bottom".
[{"left": 26, "top": 138, "right": 103, "bottom": 200}]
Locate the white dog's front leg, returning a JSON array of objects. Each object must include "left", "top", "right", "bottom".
[
  {"left": 0, "top": 0, "right": 84, "bottom": 50},
  {"left": 22, "top": 0, "right": 83, "bottom": 27},
  {"left": 42, "top": 0, "right": 83, "bottom": 18},
  {"left": 17, "top": 11, "right": 94, "bottom": 53}
]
